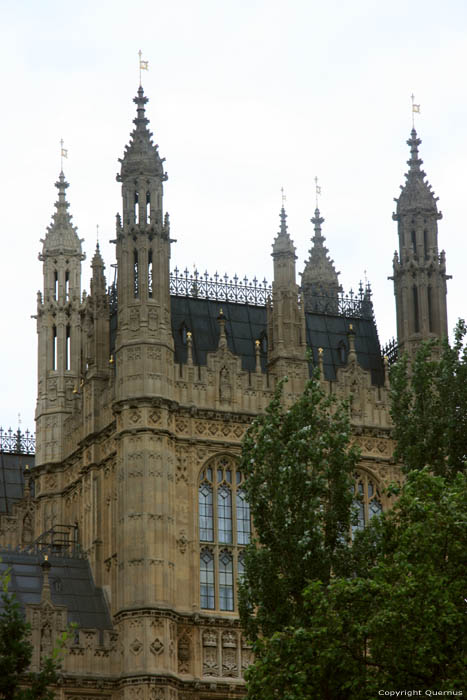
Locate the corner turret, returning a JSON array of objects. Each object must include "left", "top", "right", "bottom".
[
  {"left": 391, "top": 129, "right": 450, "bottom": 355},
  {"left": 35, "top": 172, "right": 84, "bottom": 466}
]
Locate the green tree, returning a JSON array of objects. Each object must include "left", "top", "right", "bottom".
[
  {"left": 243, "top": 469, "right": 467, "bottom": 699},
  {"left": 240, "top": 331, "right": 467, "bottom": 699},
  {"left": 0, "top": 567, "right": 68, "bottom": 700},
  {"left": 238, "top": 374, "right": 360, "bottom": 642},
  {"left": 390, "top": 319, "right": 467, "bottom": 479}
]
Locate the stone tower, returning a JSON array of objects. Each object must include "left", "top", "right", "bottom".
[
  {"left": 35, "top": 172, "right": 84, "bottom": 468},
  {"left": 113, "top": 86, "right": 179, "bottom": 694},
  {"left": 267, "top": 206, "right": 307, "bottom": 391},
  {"left": 300, "top": 207, "right": 340, "bottom": 314},
  {"left": 392, "top": 129, "right": 450, "bottom": 355}
]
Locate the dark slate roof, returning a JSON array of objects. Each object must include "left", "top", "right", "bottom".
[
  {"left": 305, "top": 313, "right": 384, "bottom": 384},
  {"left": 171, "top": 297, "right": 269, "bottom": 372},
  {"left": 0, "top": 453, "right": 35, "bottom": 515},
  {"left": 170, "top": 296, "right": 384, "bottom": 385},
  {"left": 0, "top": 551, "right": 112, "bottom": 631}
]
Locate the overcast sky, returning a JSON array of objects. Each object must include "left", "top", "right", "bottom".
[{"left": 1, "top": 0, "right": 466, "bottom": 432}]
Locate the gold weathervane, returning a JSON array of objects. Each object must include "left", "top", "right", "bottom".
[
  {"left": 138, "top": 50, "right": 149, "bottom": 86},
  {"left": 60, "top": 138, "right": 68, "bottom": 171},
  {"left": 411, "top": 93, "right": 421, "bottom": 128},
  {"left": 315, "top": 176, "right": 321, "bottom": 209}
]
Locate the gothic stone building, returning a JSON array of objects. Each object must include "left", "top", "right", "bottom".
[{"left": 0, "top": 88, "right": 449, "bottom": 700}]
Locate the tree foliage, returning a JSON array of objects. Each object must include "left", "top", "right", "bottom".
[
  {"left": 243, "top": 469, "right": 467, "bottom": 699},
  {"left": 390, "top": 319, "right": 467, "bottom": 478},
  {"left": 0, "top": 567, "right": 67, "bottom": 700},
  {"left": 240, "top": 332, "right": 467, "bottom": 699},
  {"left": 239, "top": 375, "right": 359, "bottom": 642}
]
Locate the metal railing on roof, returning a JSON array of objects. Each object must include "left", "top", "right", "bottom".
[
  {"left": 0, "top": 428, "right": 35, "bottom": 455},
  {"left": 108, "top": 269, "right": 375, "bottom": 319},
  {"left": 170, "top": 268, "right": 272, "bottom": 306}
]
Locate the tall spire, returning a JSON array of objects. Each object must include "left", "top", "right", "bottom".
[
  {"left": 300, "top": 207, "right": 340, "bottom": 313},
  {"left": 117, "top": 86, "right": 167, "bottom": 182},
  {"left": 41, "top": 172, "right": 83, "bottom": 257},
  {"left": 272, "top": 204, "right": 295, "bottom": 257},
  {"left": 90, "top": 243, "right": 106, "bottom": 297},
  {"left": 395, "top": 129, "right": 439, "bottom": 215}
]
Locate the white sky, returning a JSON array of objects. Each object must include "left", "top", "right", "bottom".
[{"left": 1, "top": 0, "right": 466, "bottom": 432}]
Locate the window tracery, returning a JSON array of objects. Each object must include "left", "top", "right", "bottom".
[
  {"left": 352, "top": 470, "right": 382, "bottom": 534},
  {"left": 198, "top": 455, "right": 250, "bottom": 611}
]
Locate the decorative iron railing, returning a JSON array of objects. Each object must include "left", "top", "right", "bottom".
[
  {"left": 382, "top": 337, "right": 399, "bottom": 365},
  {"left": 108, "top": 268, "right": 374, "bottom": 320},
  {"left": 170, "top": 268, "right": 272, "bottom": 306},
  {"left": 0, "top": 428, "right": 35, "bottom": 455},
  {"left": 306, "top": 283, "right": 374, "bottom": 320}
]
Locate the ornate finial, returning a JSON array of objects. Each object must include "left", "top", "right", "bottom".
[
  {"left": 138, "top": 50, "right": 149, "bottom": 87},
  {"left": 279, "top": 204, "right": 288, "bottom": 236},
  {"left": 40, "top": 555, "right": 52, "bottom": 602},
  {"left": 314, "top": 176, "right": 321, "bottom": 209},
  {"left": 411, "top": 93, "right": 420, "bottom": 129},
  {"left": 96, "top": 224, "right": 99, "bottom": 244},
  {"left": 60, "top": 138, "right": 68, "bottom": 173},
  {"left": 281, "top": 186, "right": 286, "bottom": 207}
]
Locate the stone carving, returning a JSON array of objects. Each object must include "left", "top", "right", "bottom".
[
  {"left": 149, "top": 409, "right": 161, "bottom": 425},
  {"left": 129, "top": 409, "right": 142, "bottom": 424},
  {"left": 150, "top": 637, "right": 164, "bottom": 655},
  {"left": 130, "top": 638, "right": 143, "bottom": 655},
  {"left": 222, "top": 630, "right": 238, "bottom": 677},
  {"left": 22, "top": 512, "right": 33, "bottom": 545},
  {"left": 202, "top": 629, "right": 219, "bottom": 676},
  {"left": 178, "top": 629, "right": 191, "bottom": 673},
  {"left": 148, "top": 309, "right": 159, "bottom": 331},
  {"left": 176, "top": 530, "right": 188, "bottom": 554},
  {"left": 219, "top": 366, "right": 232, "bottom": 403},
  {"left": 129, "top": 308, "right": 140, "bottom": 332},
  {"left": 175, "top": 456, "right": 188, "bottom": 484}
]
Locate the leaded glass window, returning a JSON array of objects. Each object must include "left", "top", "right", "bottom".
[
  {"left": 219, "top": 551, "right": 234, "bottom": 611},
  {"left": 218, "top": 485, "right": 232, "bottom": 543},
  {"left": 236, "top": 489, "right": 251, "bottom": 545},
  {"left": 199, "top": 482, "right": 213, "bottom": 541},
  {"left": 200, "top": 548, "right": 215, "bottom": 609},
  {"left": 198, "top": 455, "right": 250, "bottom": 611},
  {"left": 352, "top": 470, "right": 383, "bottom": 535}
]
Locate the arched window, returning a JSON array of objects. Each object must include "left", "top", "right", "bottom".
[
  {"left": 133, "top": 250, "right": 139, "bottom": 298},
  {"left": 198, "top": 455, "right": 250, "bottom": 611},
  {"left": 52, "top": 325, "right": 57, "bottom": 370},
  {"left": 148, "top": 249, "right": 153, "bottom": 298},
  {"left": 65, "top": 325, "right": 71, "bottom": 370},
  {"left": 352, "top": 470, "right": 382, "bottom": 535},
  {"left": 146, "top": 191, "right": 151, "bottom": 221}
]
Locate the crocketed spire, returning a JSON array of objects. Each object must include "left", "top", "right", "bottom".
[
  {"left": 117, "top": 86, "right": 167, "bottom": 182},
  {"left": 90, "top": 243, "right": 106, "bottom": 297},
  {"left": 395, "top": 129, "right": 439, "bottom": 215},
  {"left": 272, "top": 206, "right": 295, "bottom": 256},
  {"left": 300, "top": 208, "right": 339, "bottom": 313},
  {"left": 41, "top": 172, "right": 83, "bottom": 257}
]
